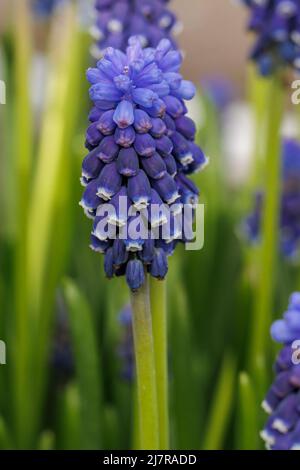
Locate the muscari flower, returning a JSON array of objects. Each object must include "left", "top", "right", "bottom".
[
  {"left": 240, "top": 0, "right": 300, "bottom": 75},
  {"left": 91, "top": 0, "right": 180, "bottom": 58},
  {"left": 244, "top": 139, "right": 300, "bottom": 260},
  {"left": 80, "top": 37, "right": 207, "bottom": 291},
  {"left": 261, "top": 292, "right": 300, "bottom": 450}
]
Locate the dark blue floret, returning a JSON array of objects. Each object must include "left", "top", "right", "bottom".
[
  {"left": 261, "top": 292, "right": 300, "bottom": 450},
  {"left": 149, "top": 248, "right": 168, "bottom": 279},
  {"left": 126, "top": 259, "right": 145, "bottom": 291}
]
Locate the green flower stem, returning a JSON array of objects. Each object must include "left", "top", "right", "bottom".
[
  {"left": 130, "top": 274, "right": 159, "bottom": 450},
  {"left": 132, "top": 387, "right": 140, "bottom": 450},
  {"left": 249, "top": 72, "right": 284, "bottom": 369},
  {"left": 150, "top": 278, "right": 169, "bottom": 450}
]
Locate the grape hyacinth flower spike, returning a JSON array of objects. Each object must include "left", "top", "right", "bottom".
[
  {"left": 240, "top": 0, "right": 300, "bottom": 75},
  {"left": 81, "top": 35, "right": 207, "bottom": 450},
  {"left": 261, "top": 293, "right": 300, "bottom": 450},
  {"left": 91, "top": 0, "right": 181, "bottom": 58},
  {"left": 80, "top": 36, "right": 207, "bottom": 292}
]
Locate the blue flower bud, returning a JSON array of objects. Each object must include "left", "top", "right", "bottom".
[
  {"left": 163, "top": 113, "right": 176, "bottom": 135},
  {"left": 133, "top": 109, "right": 153, "bottom": 133},
  {"left": 150, "top": 118, "right": 167, "bottom": 138},
  {"left": 163, "top": 95, "right": 185, "bottom": 118},
  {"left": 138, "top": 238, "right": 155, "bottom": 264},
  {"left": 132, "top": 88, "right": 157, "bottom": 108},
  {"left": 134, "top": 133, "right": 156, "bottom": 157},
  {"left": 104, "top": 247, "right": 115, "bottom": 278},
  {"left": 113, "top": 100, "right": 135, "bottom": 129},
  {"left": 173, "top": 80, "right": 196, "bottom": 100},
  {"left": 90, "top": 235, "right": 110, "bottom": 254},
  {"left": 155, "top": 135, "right": 173, "bottom": 156},
  {"left": 128, "top": 170, "right": 151, "bottom": 209},
  {"left": 90, "top": 81, "right": 122, "bottom": 102},
  {"left": 171, "top": 131, "right": 193, "bottom": 166},
  {"left": 148, "top": 189, "right": 168, "bottom": 227},
  {"left": 96, "top": 161, "right": 122, "bottom": 200},
  {"left": 116, "top": 148, "right": 139, "bottom": 177},
  {"left": 126, "top": 259, "right": 145, "bottom": 292},
  {"left": 86, "top": 122, "right": 104, "bottom": 147},
  {"left": 152, "top": 173, "right": 179, "bottom": 204},
  {"left": 80, "top": 179, "right": 103, "bottom": 211},
  {"left": 114, "top": 125, "right": 135, "bottom": 148},
  {"left": 97, "top": 109, "right": 117, "bottom": 135},
  {"left": 145, "top": 99, "right": 166, "bottom": 118},
  {"left": 98, "top": 136, "right": 119, "bottom": 163},
  {"left": 149, "top": 248, "right": 168, "bottom": 279},
  {"left": 82, "top": 148, "right": 104, "bottom": 180},
  {"left": 175, "top": 116, "right": 196, "bottom": 141},
  {"left": 113, "top": 238, "right": 129, "bottom": 267},
  {"left": 184, "top": 143, "right": 208, "bottom": 174},
  {"left": 141, "top": 152, "right": 167, "bottom": 180},
  {"left": 108, "top": 186, "right": 130, "bottom": 227},
  {"left": 89, "top": 107, "right": 103, "bottom": 123}
]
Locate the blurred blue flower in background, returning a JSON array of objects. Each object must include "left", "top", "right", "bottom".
[
  {"left": 241, "top": 0, "right": 300, "bottom": 75},
  {"left": 244, "top": 139, "right": 300, "bottom": 260},
  {"left": 117, "top": 304, "right": 134, "bottom": 381},
  {"left": 201, "top": 76, "right": 235, "bottom": 111},
  {"left": 32, "top": 0, "right": 64, "bottom": 17},
  {"left": 80, "top": 36, "right": 207, "bottom": 291},
  {"left": 91, "top": 0, "right": 180, "bottom": 59},
  {"left": 51, "top": 308, "right": 75, "bottom": 386},
  {"left": 261, "top": 292, "right": 300, "bottom": 450}
]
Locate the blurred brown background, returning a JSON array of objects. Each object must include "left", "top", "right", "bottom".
[
  {"left": 0, "top": 0, "right": 250, "bottom": 92},
  {"left": 173, "top": 1, "right": 250, "bottom": 92}
]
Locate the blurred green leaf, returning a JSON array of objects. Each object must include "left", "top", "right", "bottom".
[
  {"left": 203, "top": 353, "right": 235, "bottom": 450},
  {"left": 236, "top": 372, "right": 259, "bottom": 450},
  {"left": 37, "top": 431, "right": 55, "bottom": 450},
  {"left": 168, "top": 256, "right": 202, "bottom": 449},
  {"left": 57, "top": 383, "right": 81, "bottom": 450},
  {"left": 63, "top": 278, "right": 103, "bottom": 449},
  {"left": 0, "top": 416, "right": 12, "bottom": 449},
  {"left": 11, "top": 0, "right": 33, "bottom": 448},
  {"left": 103, "top": 405, "right": 120, "bottom": 450}
]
